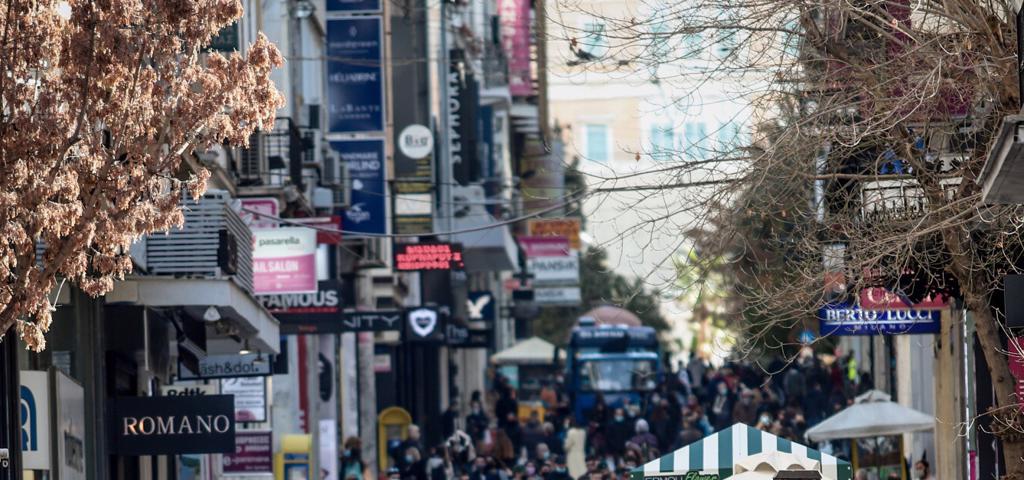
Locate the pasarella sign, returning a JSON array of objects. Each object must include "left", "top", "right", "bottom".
[
  {"left": 252, "top": 227, "right": 317, "bottom": 295},
  {"left": 394, "top": 243, "right": 465, "bottom": 271},
  {"left": 819, "top": 303, "right": 941, "bottom": 336},
  {"left": 109, "top": 395, "right": 235, "bottom": 455}
]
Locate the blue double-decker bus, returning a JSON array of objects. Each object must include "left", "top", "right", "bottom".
[{"left": 566, "top": 317, "right": 661, "bottom": 423}]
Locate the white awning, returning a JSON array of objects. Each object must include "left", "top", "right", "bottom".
[
  {"left": 107, "top": 277, "right": 280, "bottom": 354},
  {"left": 491, "top": 337, "right": 563, "bottom": 365},
  {"left": 805, "top": 390, "right": 934, "bottom": 441}
]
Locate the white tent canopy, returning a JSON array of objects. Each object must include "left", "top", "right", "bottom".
[
  {"left": 805, "top": 390, "right": 935, "bottom": 442},
  {"left": 490, "top": 337, "right": 564, "bottom": 365}
]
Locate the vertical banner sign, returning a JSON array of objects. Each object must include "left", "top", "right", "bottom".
[
  {"left": 326, "top": 18, "right": 384, "bottom": 134},
  {"left": 333, "top": 139, "right": 387, "bottom": 236},
  {"left": 448, "top": 52, "right": 479, "bottom": 185},
  {"left": 499, "top": 0, "right": 532, "bottom": 96},
  {"left": 54, "top": 370, "right": 87, "bottom": 480},
  {"left": 20, "top": 371, "right": 51, "bottom": 471},
  {"left": 222, "top": 431, "right": 273, "bottom": 474},
  {"left": 253, "top": 228, "right": 318, "bottom": 294}
]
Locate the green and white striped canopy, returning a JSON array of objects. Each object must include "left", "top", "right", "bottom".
[{"left": 630, "top": 424, "right": 852, "bottom": 480}]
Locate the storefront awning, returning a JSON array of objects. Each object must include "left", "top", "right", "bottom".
[
  {"left": 631, "top": 424, "right": 852, "bottom": 480},
  {"left": 107, "top": 277, "right": 280, "bottom": 354}
]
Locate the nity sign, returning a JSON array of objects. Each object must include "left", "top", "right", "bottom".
[{"left": 109, "top": 395, "right": 235, "bottom": 455}]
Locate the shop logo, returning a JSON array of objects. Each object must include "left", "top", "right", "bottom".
[
  {"left": 467, "top": 293, "right": 492, "bottom": 320},
  {"left": 345, "top": 203, "right": 371, "bottom": 224},
  {"left": 409, "top": 308, "right": 438, "bottom": 337},
  {"left": 20, "top": 386, "right": 38, "bottom": 452}
]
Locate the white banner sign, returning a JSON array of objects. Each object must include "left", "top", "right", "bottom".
[
  {"left": 528, "top": 256, "right": 580, "bottom": 285},
  {"left": 253, "top": 227, "right": 318, "bottom": 294},
  {"left": 221, "top": 377, "right": 267, "bottom": 422},
  {"left": 534, "top": 287, "right": 582, "bottom": 306},
  {"left": 54, "top": 370, "right": 86, "bottom": 480},
  {"left": 20, "top": 371, "right": 51, "bottom": 470}
]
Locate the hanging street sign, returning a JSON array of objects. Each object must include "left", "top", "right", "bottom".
[
  {"left": 341, "top": 310, "right": 403, "bottom": 332},
  {"left": 109, "top": 395, "right": 236, "bottom": 456},
  {"left": 818, "top": 304, "right": 941, "bottom": 336}
]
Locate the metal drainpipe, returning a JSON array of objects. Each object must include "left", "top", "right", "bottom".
[{"left": 0, "top": 328, "right": 21, "bottom": 480}]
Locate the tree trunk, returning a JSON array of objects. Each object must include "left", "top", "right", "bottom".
[{"left": 943, "top": 227, "right": 1024, "bottom": 477}]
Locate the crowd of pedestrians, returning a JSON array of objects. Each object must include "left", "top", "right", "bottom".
[{"left": 366, "top": 353, "right": 873, "bottom": 480}]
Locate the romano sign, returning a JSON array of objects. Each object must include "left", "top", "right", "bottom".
[{"left": 109, "top": 395, "right": 235, "bottom": 455}]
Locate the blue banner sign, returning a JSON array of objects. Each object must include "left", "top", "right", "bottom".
[
  {"left": 326, "top": 18, "right": 384, "bottom": 133},
  {"left": 819, "top": 304, "right": 941, "bottom": 336},
  {"left": 332, "top": 140, "right": 386, "bottom": 235},
  {"left": 326, "top": 0, "right": 381, "bottom": 14}
]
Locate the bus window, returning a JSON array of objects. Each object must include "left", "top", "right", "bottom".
[{"left": 580, "top": 359, "right": 657, "bottom": 392}]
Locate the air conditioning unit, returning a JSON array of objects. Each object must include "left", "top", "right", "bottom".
[
  {"left": 238, "top": 131, "right": 266, "bottom": 185},
  {"left": 196, "top": 144, "right": 233, "bottom": 172},
  {"left": 321, "top": 147, "right": 351, "bottom": 208},
  {"left": 357, "top": 237, "right": 389, "bottom": 269}
]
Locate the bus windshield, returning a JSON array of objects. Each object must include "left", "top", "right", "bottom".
[{"left": 578, "top": 358, "right": 657, "bottom": 392}]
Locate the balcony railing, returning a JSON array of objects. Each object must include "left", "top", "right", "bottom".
[
  {"left": 145, "top": 191, "right": 254, "bottom": 293},
  {"left": 237, "top": 117, "right": 309, "bottom": 189}
]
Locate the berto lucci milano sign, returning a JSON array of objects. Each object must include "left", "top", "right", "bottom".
[
  {"left": 819, "top": 303, "right": 941, "bottom": 335},
  {"left": 109, "top": 395, "right": 235, "bottom": 455}
]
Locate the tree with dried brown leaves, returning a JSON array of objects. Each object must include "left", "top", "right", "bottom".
[
  {"left": 554, "top": 0, "right": 1024, "bottom": 473},
  {"left": 0, "top": 0, "right": 284, "bottom": 351}
]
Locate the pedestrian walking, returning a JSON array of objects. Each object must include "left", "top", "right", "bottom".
[{"left": 563, "top": 418, "right": 587, "bottom": 479}]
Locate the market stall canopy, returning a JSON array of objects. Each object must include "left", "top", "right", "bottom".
[
  {"left": 733, "top": 451, "right": 821, "bottom": 479},
  {"left": 630, "top": 424, "right": 851, "bottom": 480},
  {"left": 490, "top": 337, "right": 565, "bottom": 365},
  {"left": 804, "top": 390, "right": 935, "bottom": 442}
]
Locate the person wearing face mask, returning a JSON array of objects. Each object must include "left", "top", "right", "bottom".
[
  {"left": 544, "top": 456, "right": 572, "bottom": 480},
  {"left": 400, "top": 446, "right": 427, "bottom": 480},
  {"left": 912, "top": 460, "right": 935, "bottom": 480},
  {"left": 341, "top": 437, "right": 368, "bottom": 480},
  {"left": 710, "top": 381, "right": 736, "bottom": 430},
  {"left": 731, "top": 389, "right": 760, "bottom": 427},
  {"left": 605, "top": 408, "right": 632, "bottom": 459},
  {"left": 467, "top": 400, "right": 490, "bottom": 444}
]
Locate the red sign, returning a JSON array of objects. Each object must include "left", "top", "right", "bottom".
[
  {"left": 222, "top": 431, "right": 273, "bottom": 474},
  {"left": 240, "top": 198, "right": 280, "bottom": 229},
  {"left": 394, "top": 243, "right": 465, "bottom": 271},
  {"left": 527, "top": 218, "right": 582, "bottom": 250},
  {"left": 859, "top": 287, "right": 948, "bottom": 310},
  {"left": 518, "top": 236, "right": 570, "bottom": 257},
  {"left": 290, "top": 216, "right": 343, "bottom": 244},
  {"left": 1010, "top": 337, "right": 1024, "bottom": 379}
]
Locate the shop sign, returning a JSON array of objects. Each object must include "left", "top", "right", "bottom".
[
  {"left": 289, "top": 216, "right": 343, "bottom": 244},
  {"left": 642, "top": 474, "right": 718, "bottom": 480},
  {"left": 221, "top": 377, "right": 267, "bottom": 423},
  {"left": 404, "top": 307, "right": 446, "bottom": 342},
  {"left": 326, "top": 17, "right": 384, "bottom": 133},
  {"left": 20, "top": 371, "right": 51, "bottom": 470},
  {"left": 467, "top": 291, "right": 495, "bottom": 321},
  {"left": 527, "top": 218, "right": 582, "bottom": 250},
  {"left": 253, "top": 227, "right": 318, "bottom": 295},
  {"left": 394, "top": 243, "right": 465, "bottom": 271},
  {"left": 447, "top": 326, "right": 491, "bottom": 349},
  {"left": 818, "top": 304, "right": 941, "bottom": 335},
  {"left": 326, "top": 0, "right": 381, "bottom": 14},
  {"left": 398, "top": 124, "right": 433, "bottom": 159},
  {"left": 859, "top": 287, "right": 947, "bottom": 310},
  {"left": 342, "top": 310, "right": 403, "bottom": 332},
  {"left": 160, "top": 383, "right": 218, "bottom": 397},
  {"left": 260, "top": 280, "right": 345, "bottom": 335},
  {"left": 109, "top": 395, "right": 235, "bottom": 455},
  {"left": 534, "top": 287, "right": 582, "bottom": 306},
  {"left": 528, "top": 256, "right": 580, "bottom": 285},
  {"left": 373, "top": 354, "right": 392, "bottom": 373},
  {"left": 54, "top": 370, "right": 86, "bottom": 480},
  {"left": 498, "top": 0, "right": 532, "bottom": 96},
  {"left": 240, "top": 197, "right": 280, "bottom": 230},
  {"left": 178, "top": 353, "right": 272, "bottom": 380},
  {"left": 333, "top": 139, "right": 387, "bottom": 236},
  {"left": 1010, "top": 337, "right": 1024, "bottom": 379},
  {"left": 222, "top": 431, "right": 273, "bottom": 474},
  {"left": 518, "top": 236, "right": 571, "bottom": 257}
]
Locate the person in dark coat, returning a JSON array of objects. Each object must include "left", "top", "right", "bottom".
[{"left": 604, "top": 408, "right": 633, "bottom": 458}]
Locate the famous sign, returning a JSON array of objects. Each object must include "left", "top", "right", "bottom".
[
  {"left": 259, "top": 280, "right": 345, "bottom": 335},
  {"left": 394, "top": 243, "right": 465, "bottom": 271}
]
